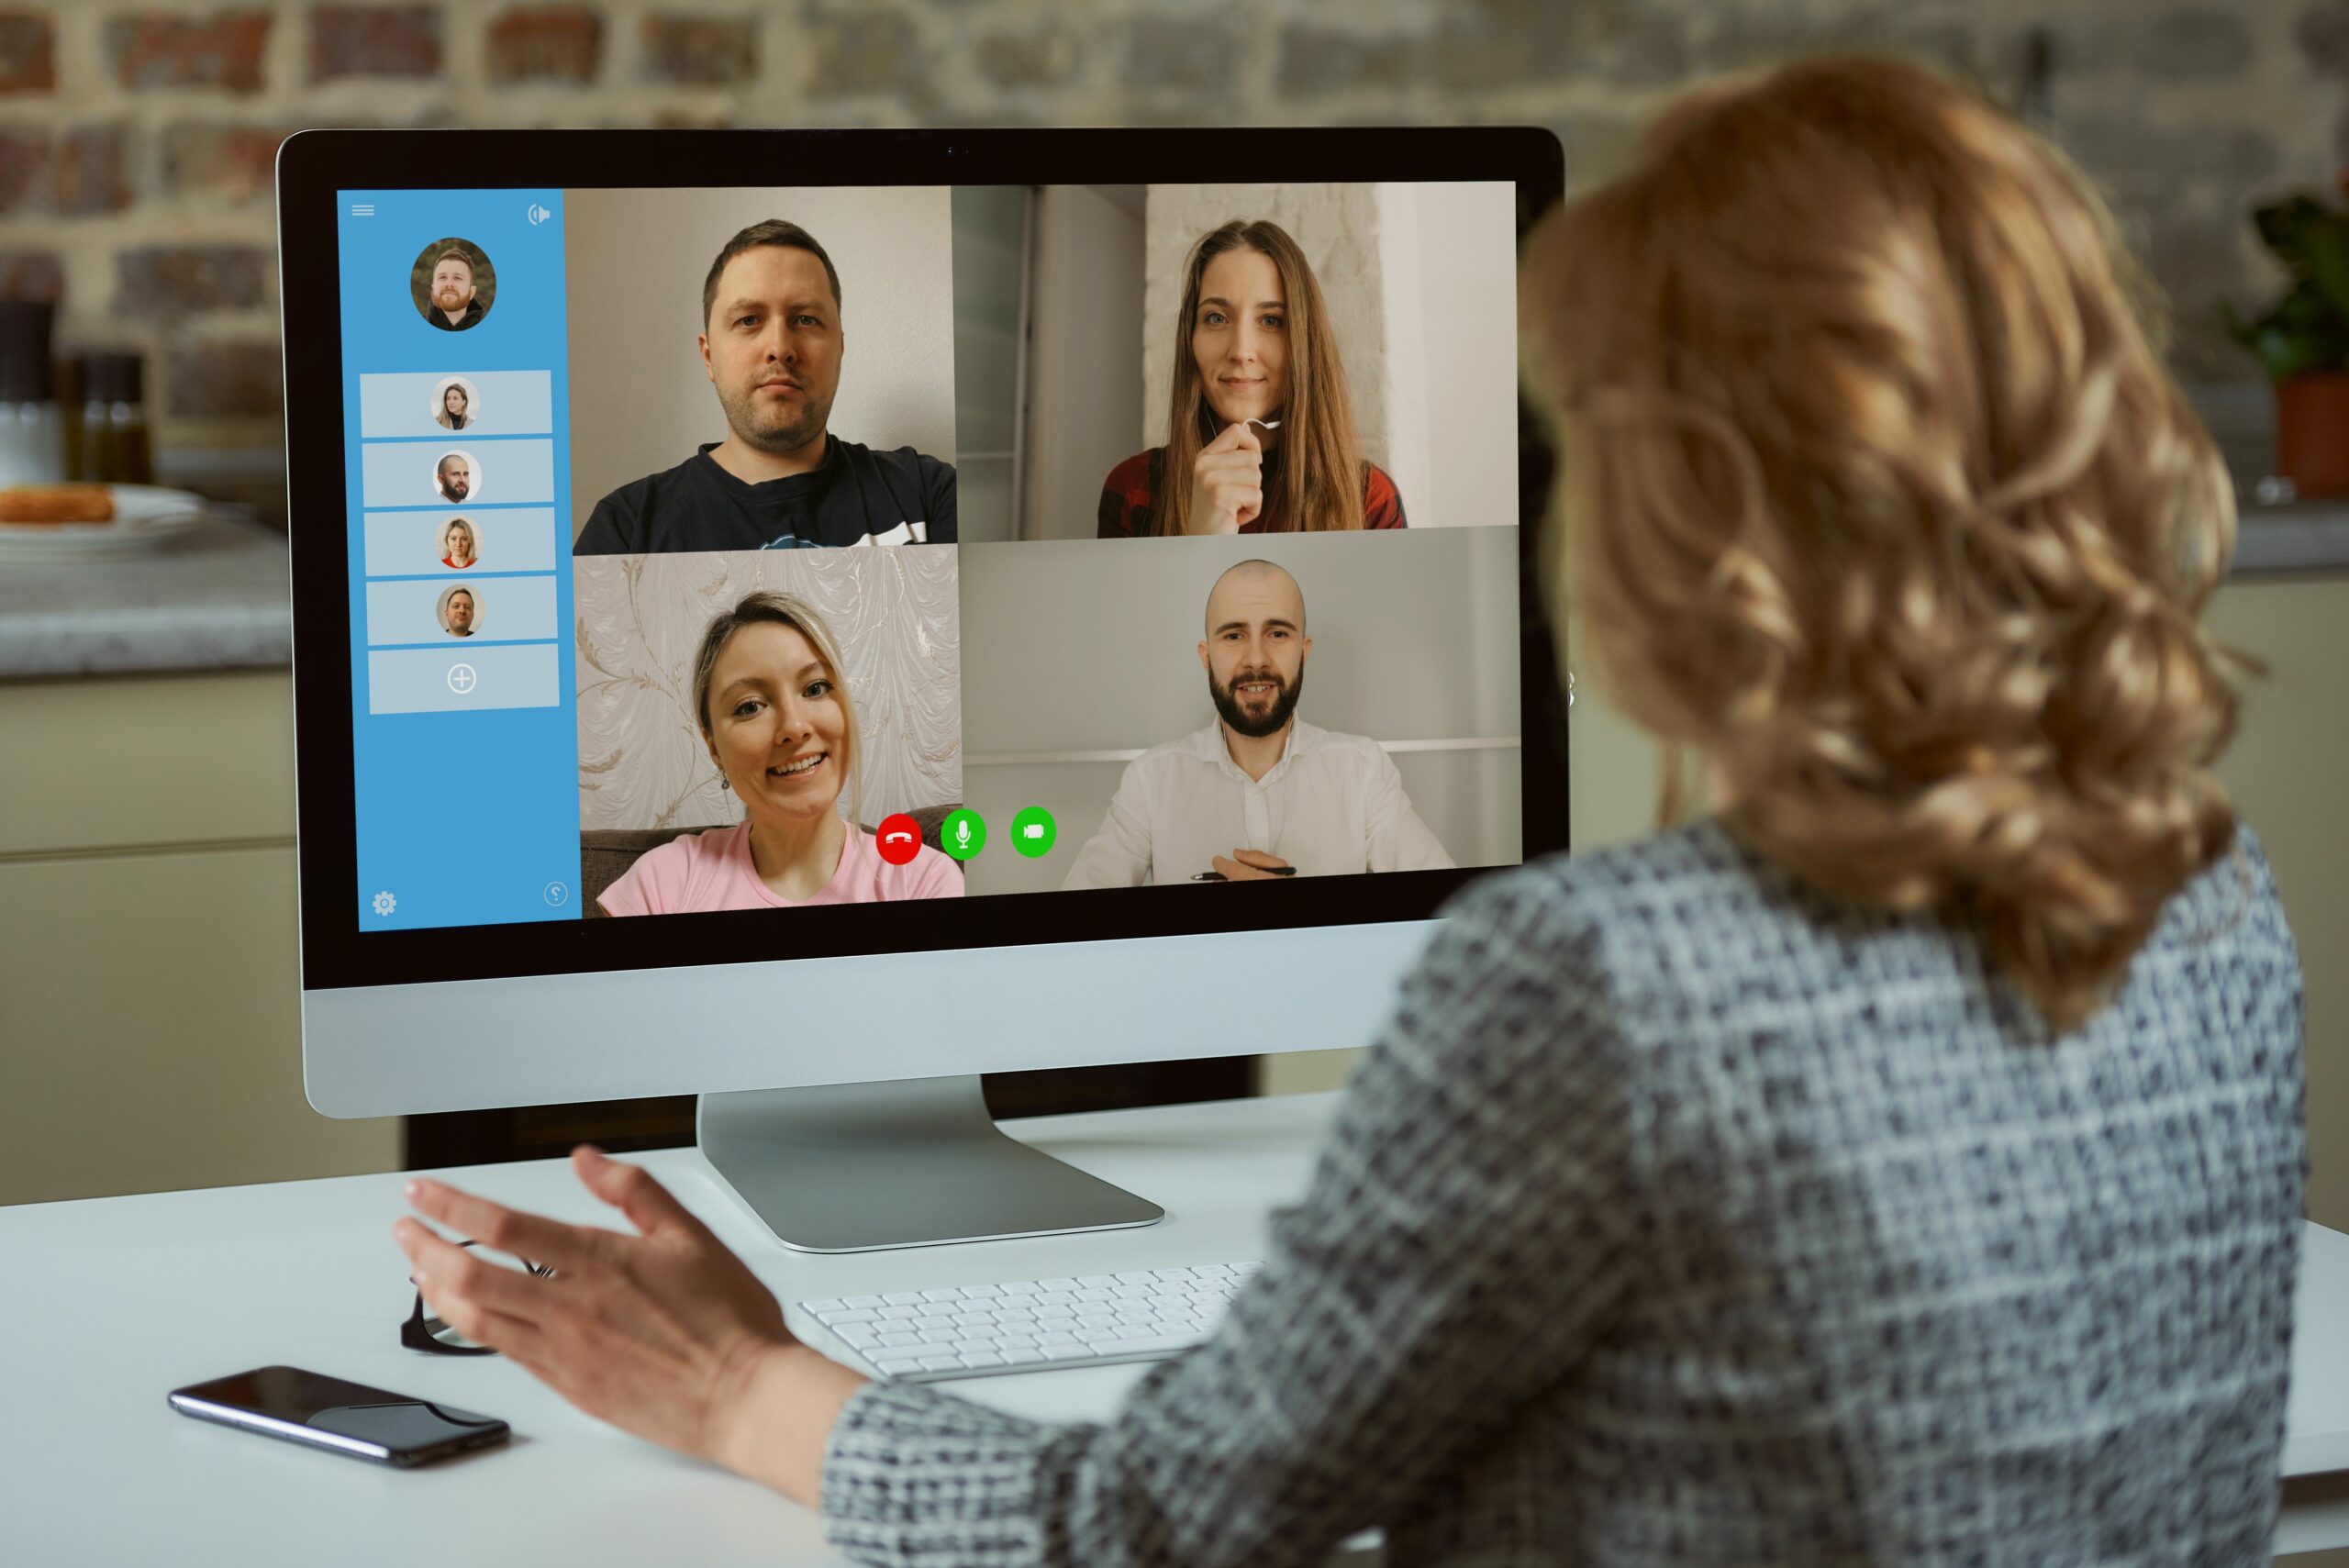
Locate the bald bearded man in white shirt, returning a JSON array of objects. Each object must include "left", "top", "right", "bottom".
[{"left": 1062, "top": 559, "right": 1454, "bottom": 889}]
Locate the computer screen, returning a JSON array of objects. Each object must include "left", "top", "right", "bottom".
[
  {"left": 294, "top": 138, "right": 1559, "bottom": 990},
  {"left": 284, "top": 133, "right": 1564, "bottom": 1007}
]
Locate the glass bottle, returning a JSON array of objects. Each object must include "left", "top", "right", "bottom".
[
  {"left": 0, "top": 300, "right": 64, "bottom": 485},
  {"left": 57, "top": 351, "right": 83, "bottom": 480},
  {"left": 78, "top": 351, "right": 152, "bottom": 485}
]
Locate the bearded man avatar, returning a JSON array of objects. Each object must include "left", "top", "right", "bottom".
[{"left": 422, "top": 249, "right": 486, "bottom": 332}]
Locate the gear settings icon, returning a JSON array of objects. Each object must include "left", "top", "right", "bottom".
[{"left": 372, "top": 891, "right": 397, "bottom": 917}]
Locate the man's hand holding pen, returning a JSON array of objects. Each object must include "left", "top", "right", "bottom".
[{"left": 1195, "top": 850, "right": 1297, "bottom": 882}]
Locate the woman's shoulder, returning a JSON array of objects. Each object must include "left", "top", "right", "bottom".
[
  {"left": 1108, "top": 447, "right": 1161, "bottom": 480},
  {"left": 607, "top": 823, "right": 751, "bottom": 913},
  {"left": 2156, "top": 817, "right": 2298, "bottom": 973},
  {"left": 643, "top": 823, "right": 750, "bottom": 879},
  {"left": 1458, "top": 815, "right": 2301, "bottom": 1041},
  {"left": 1097, "top": 449, "right": 1165, "bottom": 538},
  {"left": 1362, "top": 461, "right": 1406, "bottom": 528},
  {"left": 1475, "top": 814, "right": 1754, "bottom": 890},
  {"left": 1102, "top": 448, "right": 1163, "bottom": 497},
  {"left": 671, "top": 821, "right": 751, "bottom": 858},
  {"left": 1434, "top": 821, "right": 1786, "bottom": 992}
]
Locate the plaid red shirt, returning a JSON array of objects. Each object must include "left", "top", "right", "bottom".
[{"left": 1097, "top": 448, "right": 1407, "bottom": 537}]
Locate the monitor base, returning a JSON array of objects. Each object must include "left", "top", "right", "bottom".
[{"left": 697, "top": 1074, "right": 1166, "bottom": 1253}]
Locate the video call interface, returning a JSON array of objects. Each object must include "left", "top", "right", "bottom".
[{"left": 337, "top": 183, "right": 1525, "bottom": 933}]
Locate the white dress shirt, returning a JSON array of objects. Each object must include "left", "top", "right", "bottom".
[{"left": 1061, "top": 718, "right": 1455, "bottom": 889}]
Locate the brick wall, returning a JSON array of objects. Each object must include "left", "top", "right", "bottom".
[{"left": 0, "top": 0, "right": 2343, "bottom": 461}]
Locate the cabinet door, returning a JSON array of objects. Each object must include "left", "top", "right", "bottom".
[
  {"left": 0, "top": 670, "right": 296, "bottom": 858},
  {"left": 0, "top": 845, "right": 400, "bottom": 1205}
]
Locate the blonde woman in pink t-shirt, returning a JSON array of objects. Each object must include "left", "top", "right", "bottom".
[{"left": 596, "top": 591, "right": 961, "bottom": 915}]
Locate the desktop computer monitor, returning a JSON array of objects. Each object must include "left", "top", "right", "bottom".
[{"left": 278, "top": 128, "right": 1567, "bottom": 1251}]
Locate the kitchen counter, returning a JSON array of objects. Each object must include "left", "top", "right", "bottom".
[
  {"left": 2232, "top": 501, "right": 2349, "bottom": 576},
  {"left": 0, "top": 514, "right": 290, "bottom": 679}
]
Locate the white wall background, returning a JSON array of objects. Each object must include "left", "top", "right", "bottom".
[
  {"left": 1408, "top": 183, "right": 1521, "bottom": 536},
  {"left": 959, "top": 528, "right": 1520, "bottom": 895},
  {"left": 1022, "top": 183, "right": 1146, "bottom": 540},
  {"left": 575, "top": 549, "right": 962, "bottom": 832},
  {"left": 950, "top": 185, "right": 1032, "bottom": 545},
  {"left": 564, "top": 186, "right": 958, "bottom": 539},
  {"left": 1135, "top": 182, "right": 1518, "bottom": 529}
]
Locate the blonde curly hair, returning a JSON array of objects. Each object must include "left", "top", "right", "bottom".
[{"left": 1522, "top": 55, "right": 2247, "bottom": 1033}]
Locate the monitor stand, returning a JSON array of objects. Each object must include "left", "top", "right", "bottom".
[{"left": 697, "top": 1074, "right": 1165, "bottom": 1253}]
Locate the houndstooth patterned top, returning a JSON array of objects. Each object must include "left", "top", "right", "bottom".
[{"left": 820, "top": 817, "right": 2307, "bottom": 1567}]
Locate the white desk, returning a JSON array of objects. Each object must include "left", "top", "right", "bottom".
[{"left": 2, "top": 1092, "right": 2343, "bottom": 1564}]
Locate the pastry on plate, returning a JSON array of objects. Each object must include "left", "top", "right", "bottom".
[{"left": 0, "top": 484, "right": 116, "bottom": 524}]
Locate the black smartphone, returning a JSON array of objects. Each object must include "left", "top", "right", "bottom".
[{"left": 168, "top": 1364, "right": 510, "bottom": 1467}]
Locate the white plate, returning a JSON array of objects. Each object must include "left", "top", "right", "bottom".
[{"left": 0, "top": 484, "right": 212, "bottom": 562}]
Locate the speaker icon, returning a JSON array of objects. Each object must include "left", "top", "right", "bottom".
[{"left": 526, "top": 202, "right": 552, "bottom": 227}]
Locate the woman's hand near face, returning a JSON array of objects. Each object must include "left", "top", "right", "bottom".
[
  {"left": 394, "top": 1146, "right": 868, "bottom": 1503},
  {"left": 1192, "top": 419, "right": 1264, "bottom": 534}
]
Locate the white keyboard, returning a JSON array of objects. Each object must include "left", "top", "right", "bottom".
[{"left": 796, "top": 1262, "right": 1262, "bottom": 1383}]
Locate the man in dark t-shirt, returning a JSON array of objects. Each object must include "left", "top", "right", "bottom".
[{"left": 573, "top": 219, "right": 956, "bottom": 553}]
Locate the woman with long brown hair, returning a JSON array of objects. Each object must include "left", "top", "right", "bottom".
[
  {"left": 399, "top": 58, "right": 2302, "bottom": 1565},
  {"left": 1097, "top": 218, "right": 1406, "bottom": 536}
]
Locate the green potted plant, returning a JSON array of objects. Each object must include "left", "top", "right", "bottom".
[{"left": 2231, "top": 185, "right": 2349, "bottom": 499}]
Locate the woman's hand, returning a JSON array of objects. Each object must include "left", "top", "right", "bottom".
[
  {"left": 1191, "top": 419, "right": 1264, "bottom": 533},
  {"left": 393, "top": 1146, "right": 861, "bottom": 1498}
]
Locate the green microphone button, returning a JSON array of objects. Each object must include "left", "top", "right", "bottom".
[{"left": 941, "top": 809, "right": 986, "bottom": 861}]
